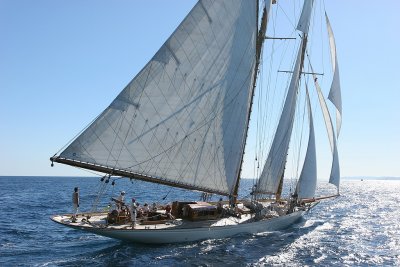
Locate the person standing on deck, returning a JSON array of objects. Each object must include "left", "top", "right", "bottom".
[
  {"left": 117, "top": 191, "right": 126, "bottom": 211},
  {"left": 130, "top": 198, "right": 138, "bottom": 228},
  {"left": 72, "top": 187, "right": 79, "bottom": 222},
  {"left": 165, "top": 204, "right": 174, "bottom": 219},
  {"left": 217, "top": 198, "right": 223, "bottom": 215}
]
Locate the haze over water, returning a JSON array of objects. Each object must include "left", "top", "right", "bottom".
[{"left": 0, "top": 176, "right": 399, "bottom": 266}]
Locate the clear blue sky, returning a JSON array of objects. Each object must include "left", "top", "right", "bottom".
[{"left": 1, "top": 0, "right": 399, "bottom": 179}]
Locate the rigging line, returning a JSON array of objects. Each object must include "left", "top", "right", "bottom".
[
  {"left": 154, "top": 74, "right": 223, "bottom": 182},
  {"left": 295, "top": 79, "right": 308, "bottom": 184},
  {"left": 291, "top": 77, "right": 304, "bottom": 185},
  {"left": 319, "top": 0, "right": 326, "bottom": 80},
  {"left": 53, "top": 112, "right": 102, "bottom": 156},
  {"left": 98, "top": 3, "right": 244, "bottom": 174},
  {"left": 67, "top": 165, "right": 104, "bottom": 178},
  {"left": 60, "top": 10, "right": 256, "bottom": 196},
  {"left": 91, "top": 179, "right": 108, "bottom": 212},
  {"left": 255, "top": 7, "right": 273, "bottom": 173},
  {"left": 144, "top": 2, "right": 250, "bottom": 145},
  {"left": 261, "top": 4, "right": 282, "bottom": 164},
  {"left": 108, "top": 71, "right": 169, "bottom": 174},
  {"left": 254, "top": 54, "right": 263, "bottom": 182},
  {"left": 261, "top": 9, "right": 299, "bottom": 160},
  {"left": 261, "top": 37, "right": 300, "bottom": 164},
  {"left": 276, "top": 1, "right": 296, "bottom": 30},
  {"left": 105, "top": 107, "right": 126, "bottom": 168},
  {"left": 256, "top": 42, "right": 268, "bottom": 181},
  {"left": 162, "top": 188, "right": 173, "bottom": 200},
  {"left": 125, "top": 50, "right": 256, "bottom": 173}
]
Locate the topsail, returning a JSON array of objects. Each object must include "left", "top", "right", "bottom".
[
  {"left": 312, "top": 70, "right": 341, "bottom": 190},
  {"left": 326, "top": 12, "right": 343, "bottom": 137},
  {"left": 296, "top": 0, "right": 314, "bottom": 34}
]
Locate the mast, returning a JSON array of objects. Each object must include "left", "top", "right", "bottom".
[
  {"left": 271, "top": 33, "right": 308, "bottom": 199},
  {"left": 282, "top": 31, "right": 308, "bottom": 179},
  {"left": 232, "top": 1, "right": 269, "bottom": 204},
  {"left": 275, "top": 172, "right": 284, "bottom": 200},
  {"left": 254, "top": 0, "right": 314, "bottom": 196}
]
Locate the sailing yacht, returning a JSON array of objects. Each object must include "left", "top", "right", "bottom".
[{"left": 51, "top": 0, "right": 343, "bottom": 244}]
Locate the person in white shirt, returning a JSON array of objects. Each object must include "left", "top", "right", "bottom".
[
  {"left": 143, "top": 203, "right": 150, "bottom": 215},
  {"left": 130, "top": 198, "right": 138, "bottom": 228},
  {"left": 116, "top": 191, "right": 126, "bottom": 211}
]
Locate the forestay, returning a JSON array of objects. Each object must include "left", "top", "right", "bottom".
[{"left": 56, "top": 1, "right": 258, "bottom": 195}]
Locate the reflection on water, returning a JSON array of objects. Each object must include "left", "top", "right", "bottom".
[{"left": 0, "top": 177, "right": 399, "bottom": 266}]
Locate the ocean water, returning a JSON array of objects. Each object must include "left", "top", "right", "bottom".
[{"left": 0, "top": 176, "right": 399, "bottom": 266}]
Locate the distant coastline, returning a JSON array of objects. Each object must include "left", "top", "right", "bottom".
[
  {"left": 342, "top": 176, "right": 400, "bottom": 181},
  {"left": 1, "top": 175, "right": 400, "bottom": 181}
]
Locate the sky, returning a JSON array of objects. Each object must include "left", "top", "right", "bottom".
[{"left": 1, "top": 0, "right": 399, "bottom": 179}]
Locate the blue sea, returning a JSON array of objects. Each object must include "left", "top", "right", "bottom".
[{"left": 0, "top": 176, "right": 399, "bottom": 266}]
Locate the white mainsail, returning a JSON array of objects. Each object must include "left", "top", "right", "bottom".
[
  {"left": 295, "top": 86, "right": 317, "bottom": 199},
  {"left": 326, "top": 12, "right": 342, "bottom": 137},
  {"left": 56, "top": 1, "right": 258, "bottom": 195}
]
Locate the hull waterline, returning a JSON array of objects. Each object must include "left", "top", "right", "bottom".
[{"left": 51, "top": 209, "right": 307, "bottom": 244}]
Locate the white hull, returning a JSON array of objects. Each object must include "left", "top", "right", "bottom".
[{"left": 52, "top": 210, "right": 305, "bottom": 244}]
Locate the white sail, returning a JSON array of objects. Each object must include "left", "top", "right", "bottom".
[
  {"left": 295, "top": 86, "right": 317, "bottom": 199},
  {"left": 58, "top": 1, "right": 258, "bottom": 195},
  {"left": 297, "top": 0, "right": 315, "bottom": 34},
  {"left": 255, "top": 40, "right": 304, "bottom": 194},
  {"left": 330, "top": 140, "right": 340, "bottom": 189},
  {"left": 312, "top": 73, "right": 340, "bottom": 189},
  {"left": 326, "top": 12, "right": 342, "bottom": 137}
]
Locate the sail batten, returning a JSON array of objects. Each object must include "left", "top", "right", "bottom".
[{"left": 56, "top": 0, "right": 258, "bottom": 195}]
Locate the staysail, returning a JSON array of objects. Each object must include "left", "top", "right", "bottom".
[
  {"left": 295, "top": 85, "right": 317, "bottom": 199},
  {"left": 255, "top": 0, "right": 313, "bottom": 194},
  {"left": 325, "top": 12, "right": 342, "bottom": 137},
  {"left": 52, "top": 1, "right": 258, "bottom": 196},
  {"left": 255, "top": 40, "right": 304, "bottom": 194},
  {"left": 312, "top": 71, "right": 340, "bottom": 189}
]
